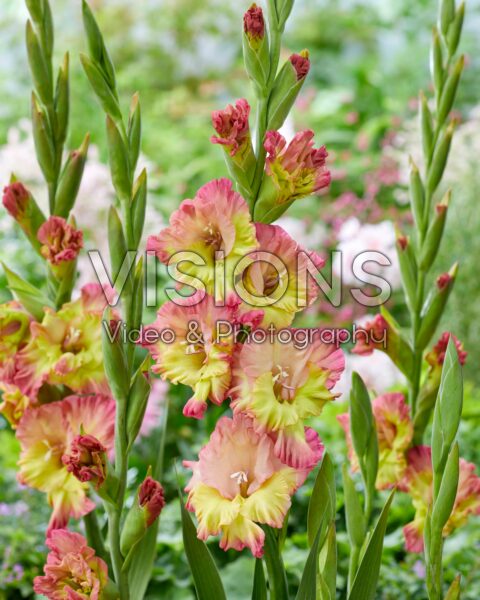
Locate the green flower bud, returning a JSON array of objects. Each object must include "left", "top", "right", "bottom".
[
  {"left": 430, "top": 28, "right": 444, "bottom": 95},
  {"left": 80, "top": 53, "right": 122, "bottom": 122},
  {"left": 420, "top": 91, "right": 434, "bottom": 163},
  {"left": 31, "top": 92, "right": 56, "bottom": 183},
  {"left": 267, "top": 50, "right": 310, "bottom": 131},
  {"left": 132, "top": 169, "right": 147, "bottom": 248},
  {"left": 439, "top": 0, "right": 455, "bottom": 36},
  {"left": 26, "top": 20, "right": 53, "bottom": 106},
  {"left": 409, "top": 158, "right": 425, "bottom": 233},
  {"left": 54, "top": 133, "right": 90, "bottom": 218},
  {"left": 420, "top": 191, "right": 450, "bottom": 270},
  {"left": 128, "top": 93, "right": 142, "bottom": 173},
  {"left": 102, "top": 311, "right": 130, "bottom": 402},
  {"left": 82, "top": 0, "right": 116, "bottom": 89},
  {"left": 2, "top": 181, "right": 45, "bottom": 253},
  {"left": 120, "top": 474, "right": 165, "bottom": 557},
  {"left": 431, "top": 443, "right": 459, "bottom": 531},
  {"left": 417, "top": 263, "right": 458, "bottom": 350},
  {"left": 438, "top": 55, "right": 464, "bottom": 126},
  {"left": 243, "top": 4, "right": 270, "bottom": 94},
  {"left": 126, "top": 366, "right": 151, "bottom": 449},
  {"left": 54, "top": 52, "right": 70, "bottom": 147},
  {"left": 426, "top": 121, "right": 455, "bottom": 195},
  {"left": 447, "top": 3, "right": 465, "bottom": 56},
  {"left": 396, "top": 233, "right": 417, "bottom": 313},
  {"left": 108, "top": 206, "right": 129, "bottom": 287},
  {"left": 106, "top": 115, "right": 131, "bottom": 204}
]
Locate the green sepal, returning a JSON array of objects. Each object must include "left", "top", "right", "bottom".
[
  {"left": 267, "top": 52, "right": 308, "bottom": 131},
  {"left": 31, "top": 92, "right": 56, "bottom": 183},
  {"left": 106, "top": 115, "right": 131, "bottom": 203},
  {"left": 419, "top": 191, "right": 450, "bottom": 271},
  {"left": 127, "top": 93, "right": 141, "bottom": 173},
  {"left": 26, "top": 20, "right": 53, "bottom": 106},
  {"left": 54, "top": 133, "right": 90, "bottom": 217},
  {"left": 417, "top": 263, "right": 457, "bottom": 350},
  {"left": 132, "top": 169, "right": 147, "bottom": 248},
  {"left": 54, "top": 52, "right": 70, "bottom": 147},
  {"left": 80, "top": 53, "right": 122, "bottom": 122},
  {"left": 2, "top": 263, "right": 54, "bottom": 320}
]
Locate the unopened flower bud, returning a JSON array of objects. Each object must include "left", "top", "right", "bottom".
[
  {"left": 244, "top": 4, "right": 265, "bottom": 46},
  {"left": 62, "top": 434, "right": 108, "bottom": 489},
  {"left": 120, "top": 475, "right": 165, "bottom": 556},
  {"left": 2, "top": 182, "right": 45, "bottom": 252},
  {"left": 426, "top": 332, "right": 467, "bottom": 368},
  {"left": 290, "top": 50, "right": 310, "bottom": 80}
]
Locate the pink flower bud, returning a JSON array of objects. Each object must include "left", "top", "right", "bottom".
[
  {"left": 2, "top": 182, "right": 30, "bottom": 219},
  {"left": 397, "top": 235, "right": 408, "bottom": 251},
  {"left": 139, "top": 475, "right": 165, "bottom": 526},
  {"left": 37, "top": 216, "right": 83, "bottom": 265},
  {"left": 436, "top": 272, "right": 451, "bottom": 290},
  {"left": 211, "top": 99, "right": 251, "bottom": 157},
  {"left": 289, "top": 50, "right": 310, "bottom": 80},
  {"left": 426, "top": 332, "right": 467, "bottom": 367},
  {"left": 62, "top": 434, "right": 107, "bottom": 489},
  {"left": 244, "top": 4, "right": 265, "bottom": 42}
]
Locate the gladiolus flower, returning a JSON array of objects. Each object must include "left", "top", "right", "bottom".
[
  {"left": 244, "top": 4, "right": 265, "bottom": 44},
  {"left": 399, "top": 446, "right": 480, "bottom": 552},
  {"left": 2, "top": 182, "right": 30, "bottom": 219},
  {"left": 142, "top": 293, "right": 261, "bottom": 419},
  {"left": 37, "top": 216, "right": 83, "bottom": 265},
  {"left": 184, "top": 414, "right": 314, "bottom": 557},
  {"left": 147, "top": 179, "right": 257, "bottom": 296},
  {"left": 231, "top": 335, "right": 343, "bottom": 468},
  {"left": 290, "top": 51, "right": 310, "bottom": 80},
  {"left": 120, "top": 475, "right": 165, "bottom": 555},
  {"left": 16, "top": 394, "right": 115, "bottom": 531},
  {"left": 352, "top": 314, "right": 389, "bottom": 356},
  {"left": 0, "top": 301, "right": 31, "bottom": 381},
  {"left": 338, "top": 392, "right": 413, "bottom": 489},
  {"left": 0, "top": 381, "right": 31, "bottom": 428},
  {"left": 255, "top": 130, "right": 330, "bottom": 221},
  {"left": 62, "top": 434, "right": 108, "bottom": 490},
  {"left": 240, "top": 223, "right": 325, "bottom": 327},
  {"left": 139, "top": 476, "right": 166, "bottom": 527},
  {"left": 426, "top": 332, "right": 467, "bottom": 368},
  {"left": 211, "top": 100, "right": 252, "bottom": 158},
  {"left": 14, "top": 284, "right": 113, "bottom": 399},
  {"left": 33, "top": 529, "right": 108, "bottom": 600}
]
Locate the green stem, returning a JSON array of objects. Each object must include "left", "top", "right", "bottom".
[
  {"left": 84, "top": 510, "right": 109, "bottom": 566},
  {"left": 107, "top": 504, "right": 129, "bottom": 599}
]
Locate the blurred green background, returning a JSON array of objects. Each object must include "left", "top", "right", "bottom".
[{"left": 1, "top": 0, "right": 480, "bottom": 597}]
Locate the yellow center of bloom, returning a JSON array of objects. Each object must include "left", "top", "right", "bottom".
[
  {"left": 62, "top": 326, "right": 83, "bottom": 354},
  {"left": 230, "top": 470, "right": 250, "bottom": 497},
  {"left": 272, "top": 365, "right": 295, "bottom": 402}
]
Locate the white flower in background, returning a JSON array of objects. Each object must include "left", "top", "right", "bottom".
[
  {"left": 336, "top": 349, "right": 405, "bottom": 399},
  {"left": 335, "top": 217, "right": 401, "bottom": 289}
]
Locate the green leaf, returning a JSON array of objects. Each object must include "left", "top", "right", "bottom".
[
  {"left": 132, "top": 169, "right": 147, "bottom": 248},
  {"left": 350, "top": 372, "right": 378, "bottom": 500},
  {"left": 431, "top": 442, "right": 459, "bottom": 531},
  {"left": 3, "top": 263, "right": 54, "bottom": 320},
  {"left": 348, "top": 490, "right": 395, "bottom": 600},
  {"left": 128, "top": 92, "right": 141, "bottom": 173},
  {"left": 342, "top": 464, "right": 366, "bottom": 548},
  {"left": 26, "top": 20, "right": 53, "bottom": 105},
  {"left": 307, "top": 452, "right": 335, "bottom": 547},
  {"left": 251, "top": 559, "right": 267, "bottom": 600},
  {"left": 180, "top": 500, "right": 227, "bottom": 600},
  {"left": 101, "top": 309, "right": 130, "bottom": 402},
  {"left": 318, "top": 522, "right": 337, "bottom": 599},
  {"left": 263, "top": 527, "right": 289, "bottom": 600},
  {"left": 295, "top": 523, "right": 323, "bottom": 600}
]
